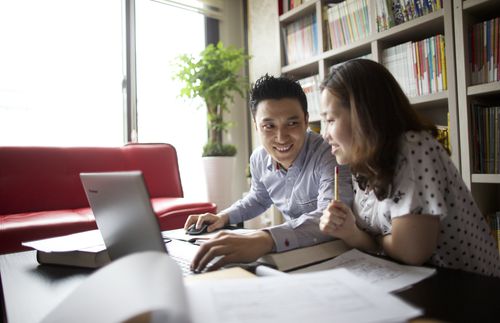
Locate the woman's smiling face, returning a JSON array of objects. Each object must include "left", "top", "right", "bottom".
[{"left": 320, "top": 89, "right": 353, "bottom": 165}]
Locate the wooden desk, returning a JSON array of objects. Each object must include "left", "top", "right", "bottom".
[
  {"left": 396, "top": 266, "right": 500, "bottom": 323},
  {"left": 0, "top": 251, "right": 92, "bottom": 323},
  {"left": 1, "top": 251, "right": 500, "bottom": 323}
]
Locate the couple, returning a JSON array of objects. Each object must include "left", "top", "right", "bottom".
[{"left": 186, "top": 59, "right": 500, "bottom": 277}]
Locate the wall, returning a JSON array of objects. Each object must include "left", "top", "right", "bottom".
[
  {"left": 247, "top": 0, "right": 281, "bottom": 150},
  {"left": 218, "top": 0, "right": 250, "bottom": 204}
]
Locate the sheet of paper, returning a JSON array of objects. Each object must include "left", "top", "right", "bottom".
[
  {"left": 255, "top": 265, "right": 288, "bottom": 277},
  {"left": 186, "top": 268, "right": 421, "bottom": 323},
  {"left": 22, "top": 230, "right": 105, "bottom": 252},
  {"left": 292, "top": 249, "right": 436, "bottom": 292},
  {"left": 162, "top": 227, "right": 255, "bottom": 242},
  {"left": 41, "top": 251, "right": 190, "bottom": 323}
]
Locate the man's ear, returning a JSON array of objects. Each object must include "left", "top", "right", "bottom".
[{"left": 304, "top": 112, "right": 309, "bottom": 125}]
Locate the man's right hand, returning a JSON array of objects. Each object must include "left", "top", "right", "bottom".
[{"left": 183, "top": 213, "right": 229, "bottom": 233}]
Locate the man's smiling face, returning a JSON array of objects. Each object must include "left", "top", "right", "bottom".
[{"left": 254, "top": 98, "right": 309, "bottom": 169}]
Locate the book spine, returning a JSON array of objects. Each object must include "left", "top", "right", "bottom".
[{"left": 440, "top": 35, "right": 447, "bottom": 90}]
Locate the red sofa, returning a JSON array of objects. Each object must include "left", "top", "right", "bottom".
[{"left": 0, "top": 144, "right": 216, "bottom": 254}]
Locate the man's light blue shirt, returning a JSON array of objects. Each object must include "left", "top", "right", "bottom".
[{"left": 222, "top": 131, "right": 353, "bottom": 252}]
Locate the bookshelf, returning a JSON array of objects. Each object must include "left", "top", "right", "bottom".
[
  {"left": 454, "top": 0, "right": 500, "bottom": 216},
  {"left": 276, "top": 0, "right": 460, "bottom": 169}
]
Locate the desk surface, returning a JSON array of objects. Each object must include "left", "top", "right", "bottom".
[{"left": 2, "top": 250, "right": 500, "bottom": 323}]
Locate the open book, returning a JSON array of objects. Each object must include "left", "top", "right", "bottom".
[
  {"left": 257, "top": 239, "right": 351, "bottom": 271},
  {"left": 41, "top": 251, "right": 422, "bottom": 323}
]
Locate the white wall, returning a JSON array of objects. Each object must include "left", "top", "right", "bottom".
[
  {"left": 218, "top": 0, "right": 250, "bottom": 203},
  {"left": 246, "top": 0, "right": 281, "bottom": 150}
]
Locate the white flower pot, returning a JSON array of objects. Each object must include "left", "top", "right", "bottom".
[{"left": 202, "top": 156, "right": 235, "bottom": 212}]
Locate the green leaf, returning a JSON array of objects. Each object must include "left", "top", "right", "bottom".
[{"left": 172, "top": 41, "right": 252, "bottom": 156}]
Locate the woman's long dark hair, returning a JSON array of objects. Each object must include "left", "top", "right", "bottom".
[{"left": 320, "top": 59, "right": 438, "bottom": 200}]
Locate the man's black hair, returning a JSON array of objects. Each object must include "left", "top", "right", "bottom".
[{"left": 249, "top": 74, "right": 308, "bottom": 118}]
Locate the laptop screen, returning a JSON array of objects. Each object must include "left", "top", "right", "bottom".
[{"left": 80, "top": 171, "right": 167, "bottom": 260}]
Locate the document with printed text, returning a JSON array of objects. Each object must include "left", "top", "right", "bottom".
[
  {"left": 186, "top": 267, "right": 421, "bottom": 323},
  {"left": 292, "top": 249, "right": 436, "bottom": 292}
]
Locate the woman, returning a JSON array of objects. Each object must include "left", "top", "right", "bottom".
[{"left": 319, "top": 59, "right": 500, "bottom": 277}]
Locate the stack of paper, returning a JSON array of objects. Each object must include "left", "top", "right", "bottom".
[{"left": 187, "top": 268, "right": 422, "bottom": 323}]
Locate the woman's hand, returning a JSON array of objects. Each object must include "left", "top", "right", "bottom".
[{"left": 319, "top": 200, "right": 358, "bottom": 240}]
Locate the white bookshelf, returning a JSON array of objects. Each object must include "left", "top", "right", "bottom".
[
  {"left": 454, "top": 0, "right": 500, "bottom": 215},
  {"left": 276, "top": 0, "right": 459, "bottom": 167}
]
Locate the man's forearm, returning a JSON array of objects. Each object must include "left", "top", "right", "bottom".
[{"left": 266, "top": 218, "right": 333, "bottom": 252}]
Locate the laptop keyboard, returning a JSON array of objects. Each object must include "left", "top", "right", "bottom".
[
  {"left": 170, "top": 254, "right": 195, "bottom": 276},
  {"left": 165, "top": 239, "right": 216, "bottom": 276}
]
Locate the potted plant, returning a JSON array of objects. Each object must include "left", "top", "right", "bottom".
[
  {"left": 173, "top": 41, "right": 251, "bottom": 209},
  {"left": 173, "top": 41, "right": 250, "bottom": 156}
]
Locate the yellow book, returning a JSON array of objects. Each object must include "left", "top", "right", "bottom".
[
  {"left": 440, "top": 35, "right": 447, "bottom": 90},
  {"left": 414, "top": 42, "right": 422, "bottom": 96}
]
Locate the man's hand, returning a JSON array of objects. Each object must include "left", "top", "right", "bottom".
[
  {"left": 191, "top": 230, "right": 275, "bottom": 272},
  {"left": 184, "top": 213, "right": 229, "bottom": 233}
]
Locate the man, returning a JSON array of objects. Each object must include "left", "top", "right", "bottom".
[{"left": 186, "top": 74, "right": 352, "bottom": 272}]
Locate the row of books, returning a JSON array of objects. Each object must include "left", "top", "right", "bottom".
[
  {"left": 487, "top": 212, "right": 500, "bottom": 255},
  {"left": 470, "top": 104, "right": 500, "bottom": 174},
  {"left": 283, "top": 13, "right": 319, "bottom": 65},
  {"left": 298, "top": 74, "right": 321, "bottom": 121},
  {"left": 375, "top": 0, "right": 443, "bottom": 32},
  {"left": 382, "top": 34, "right": 447, "bottom": 98},
  {"left": 469, "top": 16, "right": 500, "bottom": 85},
  {"left": 279, "top": 0, "right": 309, "bottom": 15},
  {"left": 324, "top": 0, "right": 371, "bottom": 50}
]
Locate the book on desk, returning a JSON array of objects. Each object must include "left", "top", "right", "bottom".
[
  {"left": 36, "top": 244, "right": 110, "bottom": 268},
  {"left": 22, "top": 229, "right": 350, "bottom": 271}
]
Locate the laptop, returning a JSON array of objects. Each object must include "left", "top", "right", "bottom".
[{"left": 80, "top": 171, "right": 199, "bottom": 275}]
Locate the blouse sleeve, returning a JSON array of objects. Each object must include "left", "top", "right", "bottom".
[{"left": 380, "top": 131, "right": 450, "bottom": 224}]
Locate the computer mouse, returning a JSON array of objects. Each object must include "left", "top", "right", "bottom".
[{"left": 186, "top": 223, "right": 209, "bottom": 235}]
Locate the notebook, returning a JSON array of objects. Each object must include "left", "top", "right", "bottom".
[{"left": 80, "top": 170, "right": 198, "bottom": 275}]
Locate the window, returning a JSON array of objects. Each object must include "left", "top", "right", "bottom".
[
  {"left": 0, "top": 0, "right": 210, "bottom": 199},
  {"left": 0, "top": 0, "right": 124, "bottom": 146},
  {"left": 135, "top": 0, "right": 207, "bottom": 199}
]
